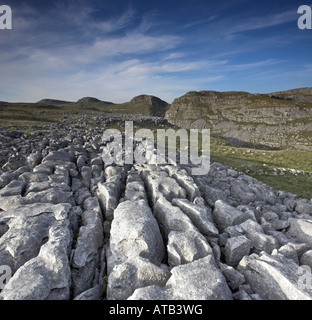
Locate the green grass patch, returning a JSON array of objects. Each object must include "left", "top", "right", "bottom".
[
  {"left": 252, "top": 173, "right": 312, "bottom": 199},
  {"left": 210, "top": 137, "right": 312, "bottom": 199}
]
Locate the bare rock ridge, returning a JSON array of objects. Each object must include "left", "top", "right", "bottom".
[
  {"left": 0, "top": 119, "right": 312, "bottom": 300},
  {"left": 165, "top": 87, "right": 312, "bottom": 150},
  {"left": 268, "top": 87, "right": 312, "bottom": 103}
]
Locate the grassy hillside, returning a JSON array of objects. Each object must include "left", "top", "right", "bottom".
[
  {"left": 209, "top": 136, "right": 312, "bottom": 199},
  {"left": 0, "top": 95, "right": 169, "bottom": 128}
]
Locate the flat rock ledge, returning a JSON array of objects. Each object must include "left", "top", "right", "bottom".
[{"left": 0, "top": 126, "right": 312, "bottom": 300}]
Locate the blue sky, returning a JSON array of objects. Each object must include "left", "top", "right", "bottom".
[{"left": 0, "top": 0, "right": 311, "bottom": 103}]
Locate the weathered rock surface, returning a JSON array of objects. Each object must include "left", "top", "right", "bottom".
[
  {"left": 109, "top": 199, "right": 165, "bottom": 265},
  {"left": 224, "top": 236, "right": 252, "bottom": 266},
  {"left": 97, "top": 180, "right": 121, "bottom": 221},
  {"left": 172, "top": 198, "right": 219, "bottom": 237},
  {"left": 0, "top": 205, "right": 72, "bottom": 300},
  {"left": 153, "top": 196, "right": 199, "bottom": 240},
  {"left": 71, "top": 210, "right": 104, "bottom": 297},
  {"left": 129, "top": 255, "right": 233, "bottom": 300},
  {"left": 167, "top": 230, "right": 212, "bottom": 267},
  {"left": 239, "top": 219, "right": 279, "bottom": 254},
  {"left": 287, "top": 218, "right": 312, "bottom": 249},
  {"left": 145, "top": 173, "right": 187, "bottom": 205},
  {"left": 0, "top": 124, "right": 312, "bottom": 301},
  {"left": 213, "top": 200, "right": 250, "bottom": 232},
  {"left": 238, "top": 252, "right": 312, "bottom": 300},
  {"left": 107, "top": 257, "right": 170, "bottom": 300}
]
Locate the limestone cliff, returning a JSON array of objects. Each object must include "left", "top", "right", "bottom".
[{"left": 165, "top": 88, "right": 312, "bottom": 150}]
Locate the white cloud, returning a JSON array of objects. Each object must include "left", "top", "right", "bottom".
[
  {"left": 224, "top": 59, "right": 286, "bottom": 72},
  {"left": 91, "top": 7, "right": 136, "bottom": 33},
  {"left": 115, "top": 58, "right": 228, "bottom": 77},
  {"left": 230, "top": 9, "right": 297, "bottom": 34},
  {"left": 91, "top": 32, "right": 182, "bottom": 57}
]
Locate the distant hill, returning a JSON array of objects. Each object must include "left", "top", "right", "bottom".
[
  {"left": 77, "top": 97, "right": 114, "bottom": 105},
  {"left": 70, "top": 94, "right": 169, "bottom": 116},
  {"left": 73, "top": 94, "right": 169, "bottom": 116},
  {"left": 37, "top": 99, "right": 72, "bottom": 105},
  {"left": 0, "top": 95, "right": 170, "bottom": 121},
  {"left": 165, "top": 88, "right": 312, "bottom": 151},
  {"left": 127, "top": 95, "right": 169, "bottom": 117}
]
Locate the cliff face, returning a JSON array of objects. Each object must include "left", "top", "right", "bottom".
[{"left": 165, "top": 88, "right": 312, "bottom": 150}]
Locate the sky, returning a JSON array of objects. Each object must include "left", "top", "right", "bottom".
[{"left": 0, "top": 0, "right": 311, "bottom": 103}]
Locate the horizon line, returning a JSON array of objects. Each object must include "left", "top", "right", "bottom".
[{"left": 1, "top": 86, "right": 311, "bottom": 104}]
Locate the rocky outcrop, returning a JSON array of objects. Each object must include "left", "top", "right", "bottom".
[
  {"left": 238, "top": 252, "right": 312, "bottom": 300},
  {"left": 129, "top": 255, "right": 233, "bottom": 300},
  {"left": 0, "top": 123, "right": 312, "bottom": 300},
  {"left": 165, "top": 88, "right": 312, "bottom": 150},
  {"left": 0, "top": 203, "right": 72, "bottom": 300}
]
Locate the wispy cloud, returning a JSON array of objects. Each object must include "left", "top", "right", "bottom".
[
  {"left": 90, "top": 32, "right": 182, "bottom": 57},
  {"left": 113, "top": 58, "right": 227, "bottom": 78},
  {"left": 89, "top": 6, "right": 136, "bottom": 33},
  {"left": 182, "top": 15, "right": 219, "bottom": 29},
  {"left": 230, "top": 9, "right": 297, "bottom": 34},
  {"left": 224, "top": 59, "right": 286, "bottom": 72},
  {"left": 192, "top": 7, "right": 299, "bottom": 43}
]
